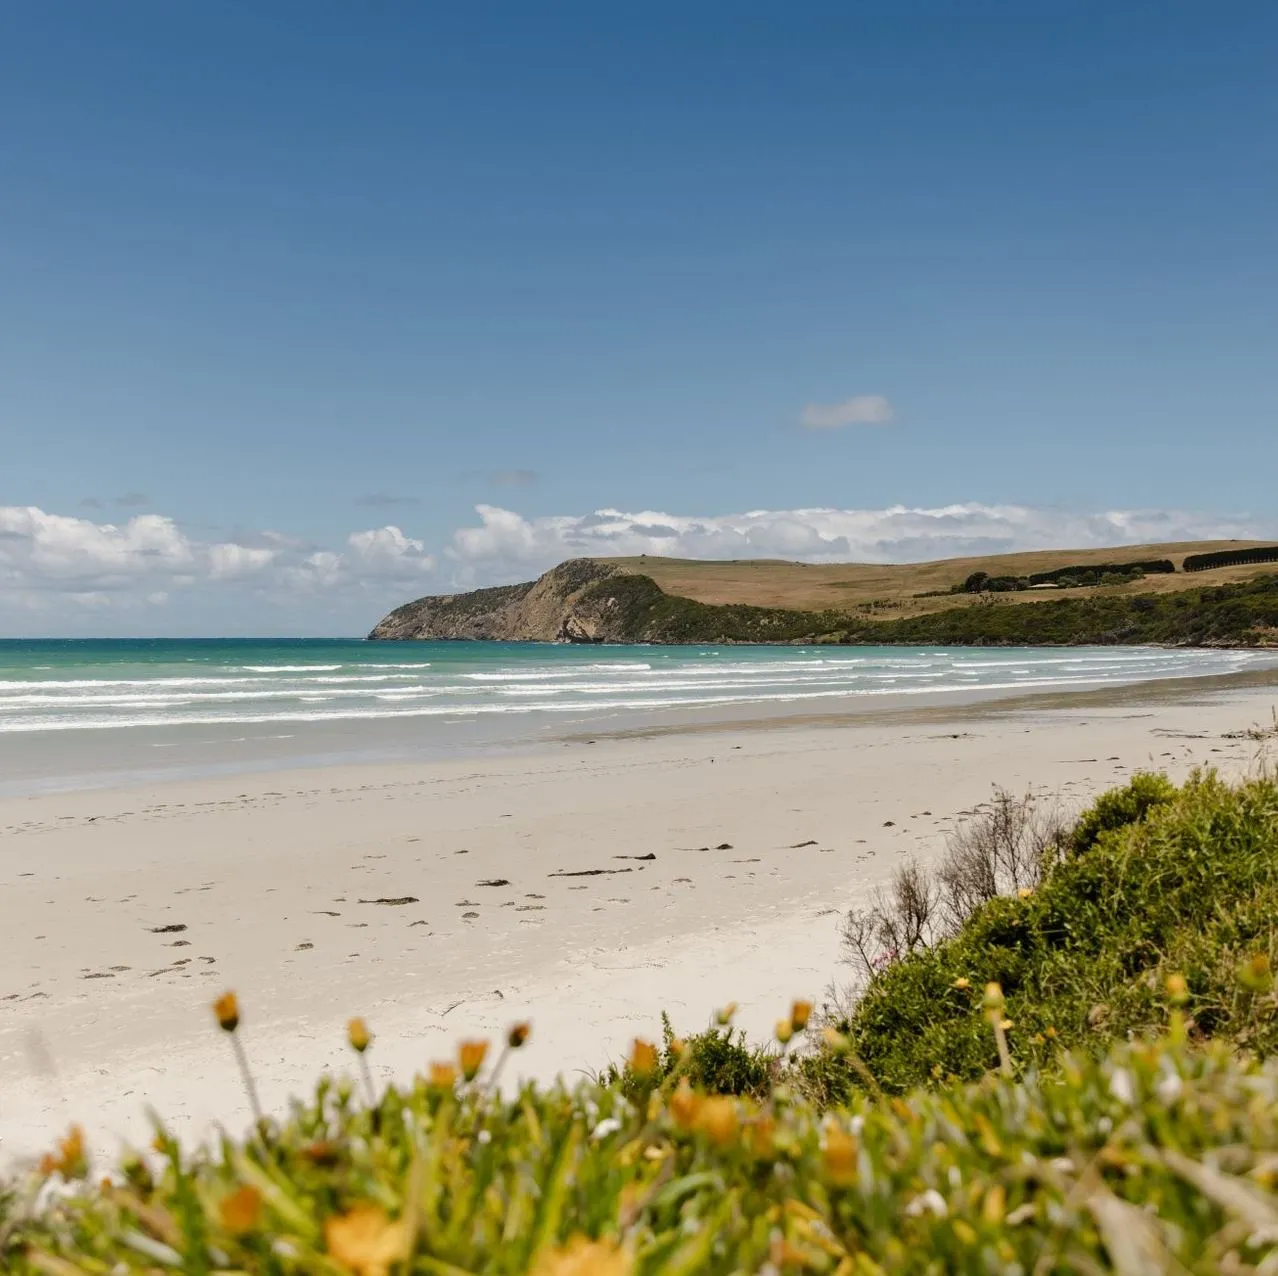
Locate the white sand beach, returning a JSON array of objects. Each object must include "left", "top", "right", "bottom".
[{"left": 2, "top": 680, "right": 1275, "bottom": 1168}]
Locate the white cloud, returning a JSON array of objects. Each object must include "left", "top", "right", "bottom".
[
  {"left": 444, "top": 502, "right": 1272, "bottom": 586},
  {"left": 800, "top": 395, "right": 896, "bottom": 429},
  {"left": 0, "top": 505, "right": 436, "bottom": 634},
  {"left": 1, "top": 499, "right": 1271, "bottom": 636}
]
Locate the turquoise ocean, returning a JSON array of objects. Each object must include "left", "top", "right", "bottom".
[{"left": 1, "top": 638, "right": 1274, "bottom": 795}]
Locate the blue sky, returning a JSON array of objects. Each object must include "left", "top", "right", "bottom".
[{"left": 2, "top": 1, "right": 1275, "bottom": 635}]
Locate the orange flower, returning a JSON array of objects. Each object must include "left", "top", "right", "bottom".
[
  {"left": 213, "top": 991, "right": 240, "bottom": 1033},
  {"left": 347, "top": 1018, "right": 372, "bottom": 1053},
  {"left": 822, "top": 1125, "right": 857, "bottom": 1186},
  {"left": 628, "top": 1039, "right": 659, "bottom": 1080},
  {"left": 427, "top": 1061, "right": 458, "bottom": 1091},
  {"left": 40, "top": 1124, "right": 87, "bottom": 1180},
  {"left": 508, "top": 1021, "right": 531, "bottom": 1049},
  {"left": 696, "top": 1096, "right": 738, "bottom": 1147},
  {"left": 458, "top": 1039, "right": 489, "bottom": 1081},
  {"left": 219, "top": 1185, "right": 262, "bottom": 1235},
  {"left": 302, "top": 1140, "right": 342, "bottom": 1167},
  {"left": 790, "top": 1000, "right": 813, "bottom": 1032},
  {"left": 668, "top": 1080, "right": 702, "bottom": 1129},
  {"left": 715, "top": 1002, "right": 738, "bottom": 1026},
  {"left": 531, "top": 1235, "right": 632, "bottom": 1276},
  {"left": 325, "top": 1204, "right": 410, "bottom": 1276}
]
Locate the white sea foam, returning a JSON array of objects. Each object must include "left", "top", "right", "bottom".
[{"left": 0, "top": 644, "right": 1270, "bottom": 738}]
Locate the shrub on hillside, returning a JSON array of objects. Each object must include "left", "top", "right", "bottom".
[
  {"left": 840, "top": 789, "right": 1068, "bottom": 997},
  {"left": 1184, "top": 545, "right": 1278, "bottom": 572},
  {"left": 601, "top": 1012, "right": 775, "bottom": 1101}
]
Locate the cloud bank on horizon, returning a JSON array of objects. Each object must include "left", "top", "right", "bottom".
[{"left": 0, "top": 501, "right": 1271, "bottom": 636}]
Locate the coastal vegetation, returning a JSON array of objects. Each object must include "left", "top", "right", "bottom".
[
  {"left": 562, "top": 569, "right": 1278, "bottom": 646},
  {"left": 7, "top": 772, "right": 1278, "bottom": 1273}
]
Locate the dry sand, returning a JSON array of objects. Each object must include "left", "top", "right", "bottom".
[{"left": 1, "top": 682, "right": 1275, "bottom": 1167}]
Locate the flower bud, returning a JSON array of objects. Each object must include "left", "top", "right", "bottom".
[
  {"left": 458, "top": 1039, "right": 489, "bottom": 1082},
  {"left": 213, "top": 992, "right": 240, "bottom": 1033},
  {"left": 347, "top": 1018, "right": 372, "bottom": 1053}
]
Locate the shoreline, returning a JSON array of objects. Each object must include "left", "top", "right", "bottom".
[
  {"left": 2, "top": 650, "right": 1275, "bottom": 801},
  {"left": 1, "top": 677, "right": 1275, "bottom": 1167}
]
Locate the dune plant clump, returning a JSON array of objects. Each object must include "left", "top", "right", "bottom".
[{"left": 832, "top": 770, "right": 1278, "bottom": 1095}]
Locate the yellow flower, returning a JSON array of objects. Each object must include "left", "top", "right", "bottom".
[
  {"left": 508, "top": 1021, "right": 531, "bottom": 1049},
  {"left": 668, "top": 1036, "right": 686, "bottom": 1058},
  {"left": 531, "top": 1235, "right": 632, "bottom": 1276},
  {"left": 770, "top": 1236, "right": 813, "bottom": 1269},
  {"left": 427, "top": 1061, "right": 458, "bottom": 1091},
  {"left": 790, "top": 999, "right": 813, "bottom": 1031},
  {"left": 744, "top": 1114, "right": 776, "bottom": 1160},
  {"left": 715, "top": 1002, "right": 738, "bottom": 1026},
  {"left": 1165, "top": 973, "right": 1189, "bottom": 1004},
  {"left": 347, "top": 1018, "right": 372, "bottom": 1053},
  {"left": 983, "top": 1183, "right": 1006, "bottom": 1224},
  {"left": 324, "top": 1204, "right": 410, "bottom": 1276},
  {"left": 628, "top": 1038, "right": 659, "bottom": 1079},
  {"left": 1044, "top": 1025, "right": 1057, "bottom": 1039},
  {"left": 775, "top": 1018, "right": 794, "bottom": 1045},
  {"left": 822, "top": 1125, "right": 857, "bottom": 1186},
  {"left": 696, "top": 1096, "right": 738, "bottom": 1147},
  {"left": 668, "top": 1080, "right": 702, "bottom": 1130},
  {"left": 213, "top": 991, "right": 240, "bottom": 1033},
  {"left": 821, "top": 1026, "right": 850, "bottom": 1054},
  {"left": 1240, "top": 953, "right": 1274, "bottom": 993},
  {"left": 999, "top": 1018, "right": 1014, "bottom": 1031},
  {"left": 1017, "top": 887, "right": 1033, "bottom": 899},
  {"left": 40, "top": 1125, "right": 87, "bottom": 1180},
  {"left": 458, "top": 1039, "right": 489, "bottom": 1081},
  {"left": 951, "top": 977, "right": 970, "bottom": 990},
  {"left": 219, "top": 1185, "right": 262, "bottom": 1235}
]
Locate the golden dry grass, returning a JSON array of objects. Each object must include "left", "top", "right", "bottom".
[{"left": 599, "top": 540, "right": 1276, "bottom": 618}]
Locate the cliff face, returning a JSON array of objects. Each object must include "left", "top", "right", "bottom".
[
  {"left": 369, "top": 559, "right": 851, "bottom": 644},
  {"left": 367, "top": 559, "right": 635, "bottom": 642}
]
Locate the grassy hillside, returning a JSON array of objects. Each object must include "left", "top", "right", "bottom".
[
  {"left": 579, "top": 570, "right": 1278, "bottom": 646},
  {"left": 9, "top": 774, "right": 1278, "bottom": 1273},
  {"left": 840, "top": 572, "right": 1278, "bottom": 646},
  {"left": 606, "top": 540, "right": 1277, "bottom": 618}
]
